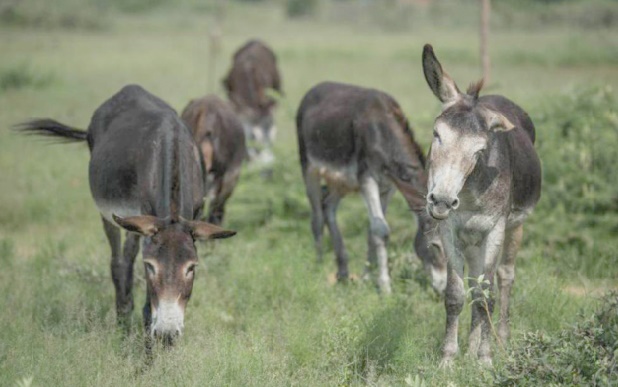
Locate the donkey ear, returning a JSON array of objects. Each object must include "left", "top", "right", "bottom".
[
  {"left": 480, "top": 108, "right": 515, "bottom": 132},
  {"left": 113, "top": 214, "right": 162, "bottom": 236},
  {"left": 422, "top": 44, "right": 461, "bottom": 105},
  {"left": 188, "top": 221, "right": 237, "bottom": 241}
]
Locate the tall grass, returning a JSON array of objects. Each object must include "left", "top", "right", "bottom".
[{"left": 0, "top": 2, "right": 617, "bottom": 385}]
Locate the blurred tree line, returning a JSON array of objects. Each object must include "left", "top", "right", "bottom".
[{"left": 1, "top": 0, "right": 616, "bottom": 30}]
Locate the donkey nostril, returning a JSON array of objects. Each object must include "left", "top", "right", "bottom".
[
  {"left": 428, "top": 193, "right": 436, "bottom": 204},
  {"left": 451, "top": 198, "right": 460, "bottom": 209}
]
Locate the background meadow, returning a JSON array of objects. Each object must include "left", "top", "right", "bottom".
[{"left": 1, "top": 0, "right": 617, "bottom": 385}]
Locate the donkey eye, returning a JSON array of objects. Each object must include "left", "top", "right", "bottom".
[
  {"left": 186, "top": 264, "right": 197, "bottom": 277},
  {"left": 144, "top": 261, "right": 156, "bottom": 276},
  {"left": 433, "top": 131, "right": 441, "bottom": 143}
]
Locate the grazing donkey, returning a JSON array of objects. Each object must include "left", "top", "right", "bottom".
[
  {"left": 181, "top": 95, "right": 247, "bottom": 225},
  {"left": 223, "top": 39, "right": 282, "bottom": 165},
  {"left": 422, "top": 44, "right": 541, "bottom": 365},
  {"left": 18, "top": 85, "right": 236, "bottom": 347},
  {"left": 296, "top": 81, "right": 445, "bottom": 294}
]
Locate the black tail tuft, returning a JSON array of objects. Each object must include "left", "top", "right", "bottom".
[{"left": 14, "top": 118, "right": 87, "bottom": 143}]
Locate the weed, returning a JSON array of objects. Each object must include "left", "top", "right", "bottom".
[{"left": 495, "top": 292, "right": 618, "bottom": 386}]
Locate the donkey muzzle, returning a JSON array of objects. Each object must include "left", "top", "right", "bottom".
[{"left": 427, "top": 192, "right": 459, "bottom": 220}]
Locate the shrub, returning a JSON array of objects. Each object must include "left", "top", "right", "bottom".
[
  {"left": 286, "top": 0, "right": 319, "bottom": 18},
  {"left": 495, "top": 292, "right": 618, "bottom": 385},
  {"left": 536, "top": 86, "right": 618, "bottom": 215}
]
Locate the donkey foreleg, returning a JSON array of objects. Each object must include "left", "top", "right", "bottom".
[
  {"left": 474, "top": 219, "right": 506, "bottom": 366},
  {"left": 102, "top": 217, "right": 140, "bottom": 330},
  {"left": 441, "top": 236, "right": 466, "bottom": 367}
]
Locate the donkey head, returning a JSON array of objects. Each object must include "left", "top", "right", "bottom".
[
  {"left": 113, "top": 214, "right": 235, "bottom": 344},
  {"left": 422, "top": 44, "right": 515, "bottom": 220}
]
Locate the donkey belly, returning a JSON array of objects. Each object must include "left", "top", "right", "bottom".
[
  {"left": 88, "top": 153, "right": 146, "bottom": 224},
  {"left": 307, "top": 156, "right": 360, "bottom": 194}
]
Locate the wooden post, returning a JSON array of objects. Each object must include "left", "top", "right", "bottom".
[
  {"left": 480, "top": 0, "right": 490, "bottom": 84},
  {"left": 207, "top": 25, "right": 222, "bottom": 93},
  {"left": 207, "top": 0, "right": 227, "bottom": 93}
]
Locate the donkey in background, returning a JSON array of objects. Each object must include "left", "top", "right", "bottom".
[
  {"left": 224, "top": 39, "right": 282, "bottom": 167},
  {"left": 18, "top": 85, "right": 236, "bottom": 348},
  {"left": 297, "top": 81, "right": 446, "bottom": 295},
  {"left": 422, "top": 45, "right": 541, "bottom": 365},
  {"left": 181, "top": 95, "right": 247, "bottom": 225}
]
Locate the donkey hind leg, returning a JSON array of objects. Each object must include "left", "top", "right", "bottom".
[
  {"left": 360, "top": 177, "right": 392, "bottom": 294},
  {"left": 497, "top": 224, "right": 523, "bottom": 344},
  {"left": 323, "top": 191, "right": 350, "bottom": 281},
  {"left": 304, "top": 169, "right": 325, "bottom": 262},
  {"left": 102, "top": 217, "right": 140, "bottom": 330}
]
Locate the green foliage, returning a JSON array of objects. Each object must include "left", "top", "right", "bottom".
[
  {"left": 537, "top": 86, "right": 618, "bottom": 215},
  {"left": 0, "top": 65, "right": 54, "bottom": 93},
  {"left": 494, "top": 0, "right": 618, "bottom": 29},
  {"left": 0, "top": 0, "right": 108, "bottom": 30},
  {"left": 495, "top": 292, "right": 618, "bottom": 385},
  {"left": 286, "top": 0, "right": 320, "bottom": 18}
]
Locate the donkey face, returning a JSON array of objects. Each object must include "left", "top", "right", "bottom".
[
  {"left": 113, "top": 215, "right": 235, "bottom": 344},
  {"left": 422, "top": 44, "right": 514, "bottom": 220}
]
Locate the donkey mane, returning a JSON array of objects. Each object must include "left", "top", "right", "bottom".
[{"left": 466, "top": 79, "right": 485, "bottom": 101}]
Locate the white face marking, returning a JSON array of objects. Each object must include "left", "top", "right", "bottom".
[
  {"left": 251, "top": 126, "right": 264, "bottom": 142},
  {"left": 151, "top": 298, "right": 185, "bottom": 337}
]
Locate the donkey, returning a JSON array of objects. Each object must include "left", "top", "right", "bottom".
[
  {"left": 422, "top": 44, "right": 541, "bottom": 365},
  {"left": 18, "top": 85, "right": 236, "bottom": 347},
  {"left": 181, "top": 95, "right": 247, "bottom": 225},
  {"left": 223, "top": 39, "right": 282, "bottom": 165},
  {"left": 296, "top": 81, "right": 445, "bottom": 295}
]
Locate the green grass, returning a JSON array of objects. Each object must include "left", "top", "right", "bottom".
[{"left": 1, "top": 1, "right": 617, "bottom": 385}]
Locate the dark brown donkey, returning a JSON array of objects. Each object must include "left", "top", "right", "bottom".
[
  {"left": 296, "top": 81, "right": 445, "bottom": 294},
  {"left": 422, "top": 45, "right": 541, "bottom": 366},
  {"left": 18, "top": 85, "right": 236, "bottom": 346},
  {"left": 224, "top": 39, "right": 282, "bottom": 164},
  {"left": 181, "top": 95, "right": 247, "bottom": 225}
]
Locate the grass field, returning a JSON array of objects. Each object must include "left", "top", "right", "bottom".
[{"left": 1, "top": 1, "right": 617, "bottom": 385}]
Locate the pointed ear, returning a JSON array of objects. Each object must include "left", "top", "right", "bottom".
[
  {"left": 480, "top": 107, "right": 515, "bottom": 132},
  {"left": 422, "top": 44, "right": 461, "bottom": 105},
  {"left": 187, "top": 220, "right": 237, "bottom": 241},
  {"left": 113, "top": 214, "right": 163, "bottom": 236}
]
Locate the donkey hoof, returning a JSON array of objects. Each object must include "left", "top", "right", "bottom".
[{"left": 439, "top": 357, "right": 454, "bottom": 369}]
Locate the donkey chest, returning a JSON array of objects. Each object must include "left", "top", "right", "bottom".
[{"left": 446, "top": 212, "right": 501, "bottom": 247}]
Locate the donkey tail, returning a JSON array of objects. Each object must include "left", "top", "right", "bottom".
[{"left": 15, "top": 118, "right": 87, "bottom": 143}]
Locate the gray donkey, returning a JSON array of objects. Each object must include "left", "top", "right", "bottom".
[
  {"left": 297, "top": 81, "right": 445, "bottom": 295},
  {"left": 422, "top": 45, "right": 541, "bottom": 365},
  {"left": 18, "top": 85, "right": 236, "bottom": 349}
]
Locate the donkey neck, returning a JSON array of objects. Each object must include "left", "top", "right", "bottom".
[
  {"left": 460, "top": 134, "right": 512, "bottom": 213},
  {"left": 154, "top": 125, "right": 195, "bottom": 220}
]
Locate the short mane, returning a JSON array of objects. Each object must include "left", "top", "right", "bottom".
[{"left": 466, "top": 79, "right": 484, "bottom": 101}]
